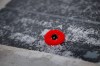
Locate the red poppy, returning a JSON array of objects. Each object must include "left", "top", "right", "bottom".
[{"left": 44, "top": 29, "right": 65, "bottom": 46}]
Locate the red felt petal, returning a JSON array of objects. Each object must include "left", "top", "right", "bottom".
[{"left": 44, "top": 29, "right": 65, "bottom": 46}]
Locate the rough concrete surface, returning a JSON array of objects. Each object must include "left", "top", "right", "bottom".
[{"left": 0, "top": 45, "right": 100, "bottom": 66}]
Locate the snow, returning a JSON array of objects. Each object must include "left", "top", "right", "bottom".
[
  {"left": 40, "top": 25, "right": 63, "bottom": 37},
  {"left": 67, "top": 25, "right": 100, "bottom": 45},
  {"left": 20, "top": 18, "right": 53, "bottom": 28},
  {"left": 57, "top": 25, "right": 63, "bottom": 29},
  {"left": 62, "top": 51, "right": 72, "bottom": 57},
  {"left": 40, "top": 29, "right": 50, "bottom": 36},
  {"left": 10, "top": 33, "right": 36, "bottom": 44},
  {"left": 20, "top": 18, "right": 35, "bottom": 25}
]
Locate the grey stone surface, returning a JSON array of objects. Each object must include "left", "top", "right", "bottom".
[{"left": 0, "top": 0, "right": 100, "bottom": 62}]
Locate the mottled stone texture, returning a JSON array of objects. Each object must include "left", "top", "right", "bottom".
[{"left": 0, "top": 0, "right": 100, "bottom": 62}]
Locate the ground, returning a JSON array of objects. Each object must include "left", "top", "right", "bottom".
[
  {"left": 0, "top": 45, "right": 100, "bottom": 66},
  {"left": 0, "top": 0, "right": 100, "bottom": 63}
]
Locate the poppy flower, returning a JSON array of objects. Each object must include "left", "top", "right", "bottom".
[{"left": 44, "top": 29, "right": 65, "bottom": 46}]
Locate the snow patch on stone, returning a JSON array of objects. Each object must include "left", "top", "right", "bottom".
[
  {"left": 21, "top": 18, "right": 35, "bottom": 25},
  {"left": 40, "top": 29, "right": 50, "bottom": 36},
  {"left": 10, "top": 33, "right": 36, "bottom": 44},
  {"left": 57, "top": 25, "right": 63, "bottom": 29},
  {"left": 67, "top": 25, "right": 100, "bottom": 45}
]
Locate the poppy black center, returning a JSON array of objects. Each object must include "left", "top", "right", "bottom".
[{"left": 52, "top": 34, "right": 58, "bottom": 40}]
